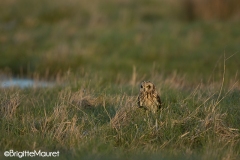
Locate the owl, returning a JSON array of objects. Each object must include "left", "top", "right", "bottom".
[{"left": 137, "top": 81, "right": 161, "bottom": 113}]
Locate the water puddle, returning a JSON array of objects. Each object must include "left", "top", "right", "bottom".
[{"left": 0, "top": 78, "right": 54, "bottom": 88}]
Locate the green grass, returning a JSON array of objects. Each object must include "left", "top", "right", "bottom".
[
  {"left": 0, "top": 71, "right": 239, "bottom": 159},
  {"left": 1, "top": 0, "right": 240, "bottom": 81},
  {"left": 0, "top": 0, "right": 240, "bottom": 159}
]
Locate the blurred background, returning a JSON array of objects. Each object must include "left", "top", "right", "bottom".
[{"left": 0, "top": 0, "right": 240, "bottom": 84}]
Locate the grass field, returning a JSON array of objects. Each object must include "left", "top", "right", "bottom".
[{"left": 0, "top": 0, "right": 240, "bottom": 159}]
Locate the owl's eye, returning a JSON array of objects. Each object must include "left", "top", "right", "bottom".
[
  {"left": 147, "top": 85, "right": 151, "bottom": 89},
  {"left": 140, "top": 85, "right": 143, "bottom": 88}
]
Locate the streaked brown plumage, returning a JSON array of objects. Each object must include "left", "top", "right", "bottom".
[{"left": 137, "top": 81, "right": 161, "bottom": 113}]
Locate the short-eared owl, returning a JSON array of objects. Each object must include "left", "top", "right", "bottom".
[{"left": 137, "top": 81, "right": 161, "bottom": 113}]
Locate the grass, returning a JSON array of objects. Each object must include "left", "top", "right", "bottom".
[
  {"left": 1, "top": 0, "right": 240, "bottom": 80},
  {"left": 0, "top": 0, "right": 240, "bottom": 159},
  {"left": 0, "top": 65, "right": 239, "bottom": 159}
]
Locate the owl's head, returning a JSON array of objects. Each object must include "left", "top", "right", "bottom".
[{"left": 140, "top": 81, "right": 155, "bottom": 93}]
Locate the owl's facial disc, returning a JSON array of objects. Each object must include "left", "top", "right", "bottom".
[{"left": 140, "top": 81, "right": 153, "bottom": 92}]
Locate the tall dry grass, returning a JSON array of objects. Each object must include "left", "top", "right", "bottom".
[{"left": 0, "top": 70, "right": 239, "bottom": 159}]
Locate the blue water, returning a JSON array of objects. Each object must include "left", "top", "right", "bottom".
[{"left": 0, "top": 78, "right": 54, "bottom": 88}]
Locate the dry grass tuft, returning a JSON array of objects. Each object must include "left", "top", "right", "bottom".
[
  {"left": 0, "top": 92, "right": 21, "bottom": 119},
  {"left": 55, "top": 89, "right": 101, "bottom": 110},
  {"left": 111, "top": 105, "right": 138, "bottom": 130},
  {"left": 110, "top": 94, "right": 138, "bottom": 130},
  {"left": 71, "top": 90, "right": 99, "bottom": 109},
  {"left": 195, "top": 104, "right": 240, "bottom": 145}
]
